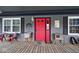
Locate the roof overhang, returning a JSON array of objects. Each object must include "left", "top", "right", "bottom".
[{"left": 0, "top": 6, "right": 79, "bottom": 16}]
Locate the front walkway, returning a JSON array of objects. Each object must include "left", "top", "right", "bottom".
[{"left": 0, "top": 41, "right": 79, "bottom": 53}]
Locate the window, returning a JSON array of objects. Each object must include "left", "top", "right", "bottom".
[
  {"left": 68, "top": 16, "right": 79, "bottom": 35},
  {"left": 54, "top": 20, "right": 60, "bottom": 28},
  {"left": 4, "top": 20, "right": 11, "bottom": 32},
  {"left": 13, "top": 20, "right": 21, "bottom": 32},
  {"left": 3, "top": 18, "right": 21, "bottom": 33}
]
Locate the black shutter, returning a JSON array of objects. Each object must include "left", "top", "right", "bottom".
[
  {"left": 63, "top": 16, "right": 68, "bottom": 35},
  {"left": 21, "top": 18, "right": 25, "bottom": 33},
  {"left": 0, "top": 18, "right": 2, "bottom": 33}
]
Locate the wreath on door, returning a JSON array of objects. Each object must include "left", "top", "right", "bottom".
[{"left": 26, "top": 23, "right": 32, "bottom": 30}]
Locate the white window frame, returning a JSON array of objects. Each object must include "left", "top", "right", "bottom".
[
  {"left": 68, "top": 16, "right": 79, "bottom": 35},
  {"left": 2, "top": 18, "right": 21, "bottom": 33},
  {"left": 12, "top": 19, "right": 21, "bottom": 33}
]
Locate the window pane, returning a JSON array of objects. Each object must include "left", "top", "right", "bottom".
[
  {"left": 73, "top": 19, "right": 76, "bottom": 25},
  {"left": 69, "top": 19, "right": 73, "bottom": 25},
  {"left": 70, "top": 19, "right": 79, "bottom": 25},
  {"left": 54, "top": 20, "right": 60, "bottom": 28},
  {"left": 13, "top": 20, "right": 20, "bottom": 26},
  {"left": 4, "top": 26, "right": 11, "bottom": 32},
  {"left": 70, "top": 26, "right": 79, "bottom": 33},
  {"left": 76, "top": 19, "right": 79, "bottom": 25},
  {"left": 13, "top": 26, "right": 20, "bottom": 32},
  {"left": 4, "top": 20, "right": 11, "bottom": 26}
]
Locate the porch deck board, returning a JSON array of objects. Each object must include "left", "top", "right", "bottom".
[
  {"left": 67, "top": 45, "right": 79, "bottom": 53},
  {"left": 63, "top": 45, "right": 77, "bottom": 53},
  {"left": 0, "top": 41, "right": 79, "bottom": 53},
  {"left": 72, "top": 45, "right": 79, "bottom": 52}
]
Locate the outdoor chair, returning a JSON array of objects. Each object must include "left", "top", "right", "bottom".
[
  {"left": 0, "top": 34, "right": 4, "bottom": 42},
  {"left": 8, "top": 33, "right": 17, "bottom": 42},
  {"left": 52, "top": 33, "right": 64, "bottom": 45}
]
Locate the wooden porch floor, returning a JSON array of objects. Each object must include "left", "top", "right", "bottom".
[{"left": 0, "top": 41, "right": 79, "bottom": 53}]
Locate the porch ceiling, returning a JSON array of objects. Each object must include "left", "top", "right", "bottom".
[{"left": 0, "top": 6, "right": 79, "bottom": 16}]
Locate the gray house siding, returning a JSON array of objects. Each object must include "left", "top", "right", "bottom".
[
  {"left": 51, "top": 16, "right": 63, "bottom": 41},
  {"left": 0, "top": 15, "right": 79, "bottom": 44},
  {"left": 17, "top": 18, "right": 25, "bottom": 41},
  {"left": 30, "top": 15, "right": 79, "bottom": 44},
  {"left": 17, "top": 16, "right": 34, "bottom": 41},
  {"left": 24, "top": 16, "right": 34, "bottom": 41},
  {"left": 63, "top": 35, "right": 79, "bottom": 44}
]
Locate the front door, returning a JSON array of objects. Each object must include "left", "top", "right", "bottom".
[{"left": 35, "top": 17, "right": 51, "bottom": 43}]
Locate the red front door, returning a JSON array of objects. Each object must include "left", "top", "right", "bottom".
[{"left": 35, "top": 17, "right": 51, "bottom": 43}]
